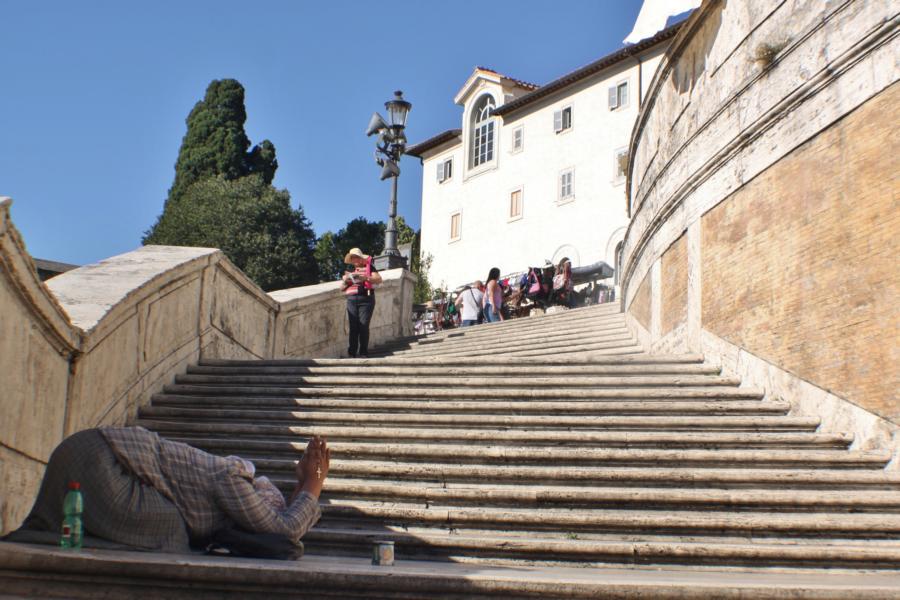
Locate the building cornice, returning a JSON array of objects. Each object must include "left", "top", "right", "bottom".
[
  {"left": 493, "top": 22, "right": 684, "bottom": 118},
  {"left": 406, "top": 129, "right": 462, "bottom": 159}
]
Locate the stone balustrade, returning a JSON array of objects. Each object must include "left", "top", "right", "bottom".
[{"left": 0, "top": 196, "right": 414, "bottom": 533}]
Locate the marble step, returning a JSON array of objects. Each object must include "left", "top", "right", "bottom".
[
  {"left": 377, "top": 337, "right": 641, "bottom": 359},
  {"left": 237, "top": 445, "right": 890, "bottom": 470},
  {"left": 137, "top": 415, "right": 822, "bottom": 435},
  {"left": 199, "top": 353, "right": 706, "bottom": 368},
  {"left": 139, "top": 402, "right": 793, "bottom": 427},
  {"left": 172, "top": 373, "right": 742, "bottom": 389},
  {"left": 301, "top": 526, "right": 900, "bottom": 569},
  {"left": 159, "top": 383, "right": 764, "bottom": 400},
  {"left": 4, "top": 543, "right": 899, "bottom": 598},
  {"left": 373, "top": 322, "right": 632, "bottom": 353},
  {"left": 164, "top": 430, "right": 854, "bottom": 450},
  {"left": 307, "top": 479, "right": 900, "bottom": 510},
  {"left": 149, "top": 396, "right": 782, "bottom": 415},
  {"left": 313, "top": 499, "right": 900, "bottom": 537},
  {"left": 185, "top": 361, "right": 723, "bottom": 377}
]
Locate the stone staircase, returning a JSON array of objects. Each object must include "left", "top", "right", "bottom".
[{"left": 132, "top": 303, "right": 900, "bottom": 573}]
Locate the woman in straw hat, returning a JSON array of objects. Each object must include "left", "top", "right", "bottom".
[{"left": 341, "top": 248, "right": 383, "bottom": 357}]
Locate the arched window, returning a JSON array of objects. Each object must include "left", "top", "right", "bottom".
[{"left": 470, "top": 95, "right": 496, "bottom": 168}]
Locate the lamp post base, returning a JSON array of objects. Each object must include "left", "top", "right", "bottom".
[{"left": 374, "top": 254, "right": 408, "bottom": 271}]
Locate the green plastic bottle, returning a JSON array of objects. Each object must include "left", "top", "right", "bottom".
[{"left": 59, "top": 481, "right": 83, "bottom": 550}]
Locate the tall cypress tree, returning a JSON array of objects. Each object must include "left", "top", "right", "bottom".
[{"left": 144, "top": 79, "right": 315, "bottom": 291}]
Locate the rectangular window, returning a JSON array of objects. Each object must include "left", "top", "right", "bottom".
[
  {"left": 614, "top": 148, "right": 628, "bottom": 182},
  {"left": 436, "top": 157, "right": 453, "bottom": 183},
  {"left": 553, "top": 106, "right": 573, "bottom": 133},
  {"left": 509, "top": 188, "right": 523, "bottom": 220},
  {"left": 559, "top": 169, "right": 574, "bottom": 200},
  {"left": 608, "top": 80, "right": 629, "bottom": 110},
  {"left": 450, "top": 212, "right": 461, "bottom": 241},
  {"left": 512, "top": 126, "right": 524, "bottom": 152}
]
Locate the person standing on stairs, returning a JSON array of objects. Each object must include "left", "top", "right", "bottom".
[
  {"left": 5, "top": 427, "right": 331, "bottom": 554},
  {"left": 455, "top": 280, "right": 484, "bottom": 327},
  {"left": 341, "top": 247, "right": 383, "bottom": 358},
  {"left": 483, "top": 267, "right": 504, "bottom": 323}
]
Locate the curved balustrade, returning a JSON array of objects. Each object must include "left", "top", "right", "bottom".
[{"left": 0, "top": 197, "right": 414, "bottom": 533}]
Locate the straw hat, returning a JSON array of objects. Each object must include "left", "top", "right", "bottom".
[{"left": 343, "top": 247, "right": 370, "bottom": 263}]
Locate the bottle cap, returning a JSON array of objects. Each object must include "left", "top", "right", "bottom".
[{"left": 68, "top": 481, "right": 80, "bottom": 490}]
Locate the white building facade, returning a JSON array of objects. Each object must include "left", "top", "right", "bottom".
[{"left": 409, "top": 26, "right": 678, "bottom": 292}]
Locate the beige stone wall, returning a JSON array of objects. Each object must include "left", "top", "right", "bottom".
[
  {"left": 702, "top": 84, "right": 899, "bottom": 422},
  {"left": 660, "top": 233, "right": 687, "bottom": 336},
  {"left": 620, "top": 0, "right": 900, "bottom": 456},
  {"left": 0, "top": 198, "right": 415, "bottom": 533},
  {"left": 629, "top": 271, "right": 651, "bottom": 331}
]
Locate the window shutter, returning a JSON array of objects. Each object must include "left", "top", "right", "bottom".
[
  {"left": 608, "top": 86, "right": 618, "bottom": 109},
  {"left": 620, "top": 82, "right": 629, "bottom": 107},
  {"left": 436, "top": 161, "right": 445, "bottom": 182},
  {"left": 553, "top": 110, "right": 562, "bottom": 132}
]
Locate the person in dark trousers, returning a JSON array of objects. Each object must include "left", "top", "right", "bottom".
[{"left": 341, "top": 247, "right": 382, "bottom": 358}]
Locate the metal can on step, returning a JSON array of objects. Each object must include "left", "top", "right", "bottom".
[{"left": 372, "top": 540, "right": 394, "bottom": 566}]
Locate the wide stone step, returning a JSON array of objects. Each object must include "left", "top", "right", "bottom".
[
  {"left": 301, "top": 526, "right": 900, "bottom": 569},
  {"left": 185, "top": 362, "right": 723, "bottom": 377},
  {"left": 240, "top": 445, "right": 889, "bottom": 469},
  {"left": 172, "top": 374, "right": 742, "bottom": 389},
  {"left": 312, "top": 479, "right": 900, "bottom": 511},
  {"left": 137, "top": 415, "right": 822, "bottom": 436},
  {"left": 149, "top": 396, "right": 782, "bottom": 415},
  {"left": 315, "top": 500, "right": 900, "bottom": 538},
  {"left": 0, "top": 540, "right": 897, "bottom": 600},
  {"left": 139, "top": 403, "right": 792, "bottom": 427},
  {"left": 5, "top": 543, "right": 899, "bottom": 598},
  {"left": 394, "top": 304, "right": 623, "bottom": 343},
  {"left": 374, "top": 321, "right": 632, "bottom": 353},
  {"left": 264, "top": 443, "right": 883, "bottom": 467},
  {"left": 380, "top": 337, "right": 640, "bottom": 359},
  {"left": 197, "top": 353, "right": 705, "bottom": 368},
  {"left": 160, "top": 383, "right": 764, "bottom": 400},
  {"left": 263, "top": 460, "right": 900, "bottom": 485},
  {"left": 164, "top": 430, "right": 852, "bottom": 450}
]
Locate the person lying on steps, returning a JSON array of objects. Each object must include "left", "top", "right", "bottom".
[{"left": 5, "top": 427, "right": 330, "bottom": 554}]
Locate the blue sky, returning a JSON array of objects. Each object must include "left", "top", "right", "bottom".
[{"left": 1, "top": 0, "right": 648, "bottom": 265}]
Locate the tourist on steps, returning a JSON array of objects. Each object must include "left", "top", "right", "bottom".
[
  {"left": 483, "top": 267, "right": 504, "bottom": 323},
  {"left": 6, "top": 427, "right": 330, "bottom": 553},
  {"left": 455, "top": 280, "right": 484, "bottom": 327},
  {"left": 341, "top": 247, "right": 383, "bottom": 358}
]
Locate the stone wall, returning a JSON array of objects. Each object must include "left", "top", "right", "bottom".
[
  {"left": 620, "top": 0, "right": 899, "bottom": 459},
  {"left": 0, "top": 197, "right": 415, "bottom": 533}
]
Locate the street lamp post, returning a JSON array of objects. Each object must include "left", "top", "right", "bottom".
[{"left": 367, "top": 90, "right": 411, "bottom": 270}]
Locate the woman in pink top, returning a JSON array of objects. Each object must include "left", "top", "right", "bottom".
[{"left": 483, "top": 267, "right": 504, "bottom": 323}]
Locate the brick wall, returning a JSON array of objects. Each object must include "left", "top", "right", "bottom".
[
  {"left": 661, "top": 233, "right": 688, "bottom": 336},
  {"left": 631, "top": 270, "right": 652, "bottom": 331},
  {"left": 701, "top": 83, "right": 899, "bottom": 422}
]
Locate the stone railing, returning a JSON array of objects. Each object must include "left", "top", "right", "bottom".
[
  {"left": 0, "top": 197, "right": 415, "bottom": 533},
  {"left": 619, "top": 1, "right": 899, "bottom": 459}
]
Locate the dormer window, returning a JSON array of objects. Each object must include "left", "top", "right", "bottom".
[{"left": 470, "top": 95, "right": 496, "bottom": 168}]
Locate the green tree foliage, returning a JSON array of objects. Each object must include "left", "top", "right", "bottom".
[
  {"left": 165, "top": 79, "right": 277, "bottom": 204},
  {"left": 315, "top": 217, "right": 386, "bottom": 281},
  {"left": 144, "top": 79, "right": 316, "bottom": 291},
  {"left": 314, "top": 214, "right": 433, "bottom": 302},
  {"left": 149, "top": 176, "right": 317, "bottom": 291}
]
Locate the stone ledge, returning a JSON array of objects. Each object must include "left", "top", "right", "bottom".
[{"left": 1, "top": 543, "right": 898, "bottom": 599}]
